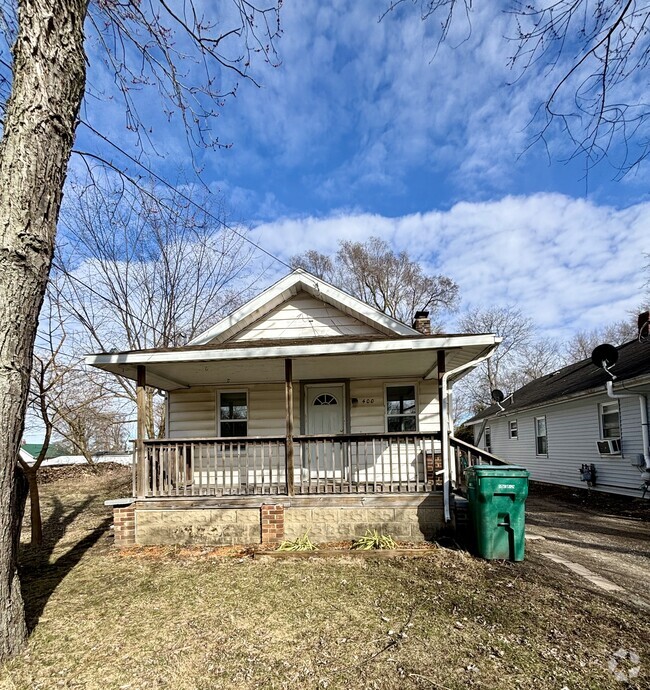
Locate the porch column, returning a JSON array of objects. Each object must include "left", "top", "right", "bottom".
[
  {"left": 284, "top": 358, "right": 295, "bottom": 496},
  {"left": 437, "top": 351, "right": 451, "bottom": 488},
  {"left": 136, "top": 365, "right": 147, "bottom": 498}
]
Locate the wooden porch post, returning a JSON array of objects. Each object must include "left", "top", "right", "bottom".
[
  {"left": 437, "top": 351, "right": 448, "bottom": 486},
  {"left": 285, "top": 358, "right": 295, "bottom": 496},
  {"left": 136, "top": 365, "right": 147, "bottom": 498}
]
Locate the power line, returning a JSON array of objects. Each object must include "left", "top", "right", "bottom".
[
  {"left": 53, "top": 217, "right": 269, "bottom": 348},
  {"left": 77, "top": 120, "right": 294, "bottom": 271}
]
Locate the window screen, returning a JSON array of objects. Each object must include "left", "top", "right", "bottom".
[
  {"left": 386, "top": 385, "right": 417, "bottom": 432},
  {"left": 600, "top": 402, "right": 620, "bottom": 440},
  {"left": 535, "top": 416, "right": 547, "bottom": 455},
  {"left": 219, "top": 391, "right": 248, "bottom": 437}
]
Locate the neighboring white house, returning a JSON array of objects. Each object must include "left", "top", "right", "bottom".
[
  {"left": 19, "top": 447, "right": 131, "bottom": 467},
  {"left": 466, "top": 338, "right": 650, "bottom": 498},
  {"left": 87, "top": 268, "right": 501, "bottom": 547}
]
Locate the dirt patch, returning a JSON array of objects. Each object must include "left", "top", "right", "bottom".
[
  {"left": 528, "top": 480, "right": 650, "bottom": 520},
  {"left": 526, "top": 489, "right": 650, "bottom": 610},
  {"left": 35, "top": 462, "right": 130, "bottom": 485}
]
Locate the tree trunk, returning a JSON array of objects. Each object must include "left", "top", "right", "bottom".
[
  {"left": 0, "top": 0, "right": 88, "bottom": 660},
  {"left": 24, "top": 468, "right": 42, "bottom": 546}
]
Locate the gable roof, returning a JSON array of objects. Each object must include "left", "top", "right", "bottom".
[
  {"left": 188, "top": 269, "right": 420, "bottom": 345},
  {"left": 466, "top": 338, "right": 650, "bottom": 424}
]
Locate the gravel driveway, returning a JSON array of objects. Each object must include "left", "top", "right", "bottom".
[{"left": 525, "top": 486, "right": 650, "bottom": 611}]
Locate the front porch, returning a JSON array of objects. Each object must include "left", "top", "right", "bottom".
[{"left": 135, "top": 431, "right": 442, "bottom": 498}]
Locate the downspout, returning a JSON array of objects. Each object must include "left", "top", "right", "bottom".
[
  {"left": 606, "top": 381, "right": 650, "bottom": 469},
  {"left": 440, "top": 342, "right": 501, "bottom": 522}
]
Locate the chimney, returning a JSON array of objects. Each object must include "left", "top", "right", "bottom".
[
  {"left": 412, "top": 310, "right": 431, "bottom": 335},
  {"left": 638, "top": 311, "right": 649, "bottom": 342}
]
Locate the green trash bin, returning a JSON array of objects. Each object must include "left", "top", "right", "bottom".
[{"left": 466, "top": 465, "right": 529, "bottom": 561}]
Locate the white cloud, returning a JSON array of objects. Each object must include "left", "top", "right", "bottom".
[
  {"left": 254, "top": 193, "right": 649, "bottom": 340},
  {"left": 201, "top": 2, "right": 551, "bottom": 200}
]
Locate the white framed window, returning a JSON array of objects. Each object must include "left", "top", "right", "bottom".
[
  {"left": 599, "top": 402, "right": 621, "bottom": 441},
  {"left": 485, "top": 426, "right": 492, "bottom": 452},
  {"left": 218, "top": 390, "right": 248, "bottom": 438},
  {"left": 509, "top": 420, "right": 518, "bottom": 439},
  {"left": 385, "top": 384, "right": 417, "bottom": 432},
  {"left": 535, "top": 416, "right": 548, "bottom": 455}
]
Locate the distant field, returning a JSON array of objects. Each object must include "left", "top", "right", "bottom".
[{"left": 0, "top": 465, "right": 647, "bottom": 690}]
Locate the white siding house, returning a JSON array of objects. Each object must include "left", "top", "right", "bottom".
[
  {"left": 468, "top": 340, "right": 650, "bottom": 498},
  {"left": 88, "top": 269, "right": 501, "bottom": 546}
]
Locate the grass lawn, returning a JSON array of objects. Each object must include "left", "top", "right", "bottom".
[{"left": 0, "top": 465, "right": 647, "bottom": 690}]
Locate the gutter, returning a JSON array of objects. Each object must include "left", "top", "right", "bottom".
[
  {"left": 606, "top": 381, "right": 650, "bottom": 470},
  {"left": 440, "top": 342, "right": 501, "bottom": 522}
]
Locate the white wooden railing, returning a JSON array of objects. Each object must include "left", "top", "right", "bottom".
[{"left": 135, "top": 433, "right": 442, "bottom": 498}]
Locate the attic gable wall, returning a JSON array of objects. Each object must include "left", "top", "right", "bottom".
[{"left": 228, "top": 291, "right": 383, "bottom": 342}]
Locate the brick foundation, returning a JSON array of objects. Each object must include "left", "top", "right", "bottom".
[
  {"left": 425, "top": 452, "right": 442, "bottom": 484},
  {"left": 114, "top": 504, "right": 136, "bottom": 547},
  {"left": 261, "top": 504, "right": 285, "bottom": 546}
]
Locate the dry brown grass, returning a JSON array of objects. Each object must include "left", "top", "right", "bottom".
[{"left": 0, "top": 466, "right": 647, "bottom": 690}]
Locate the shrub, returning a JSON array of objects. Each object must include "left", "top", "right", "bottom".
[
  {"left": 351, "top": 529, "right": 397, "bottom": 550},
  {"left": 276, "top": 532, "right": 318, "bottom": 552}
]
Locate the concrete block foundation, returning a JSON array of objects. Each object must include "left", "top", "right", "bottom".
[{"left": 110, "top": 494, "right": 444, "bottom": 547}]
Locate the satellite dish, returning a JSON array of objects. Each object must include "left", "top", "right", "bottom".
[
  {"left": 591, "top": 343, "right": 618, "bottom": 370},
  {"left": 491, "top": 389, "right": 505, "bottom": 403}
]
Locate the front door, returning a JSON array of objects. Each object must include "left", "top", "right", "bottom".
[
  {"left": 305, "top": 384, "right": 346, "bottom": 435},
  {"left": 303, "top": 384, "right": 346, "bottom": 479}
]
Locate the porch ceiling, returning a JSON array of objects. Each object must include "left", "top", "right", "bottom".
[{"left": 86, "top": 336, "right": 498, "bottom": 390}]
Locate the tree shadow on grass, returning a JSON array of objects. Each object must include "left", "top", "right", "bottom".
[{"left": 19, "top": 495, "right": 113, "bottom": 633}]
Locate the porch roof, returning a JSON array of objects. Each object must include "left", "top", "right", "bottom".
[{"left": 86, "top": 334, "right": 500, "bottom": 390}]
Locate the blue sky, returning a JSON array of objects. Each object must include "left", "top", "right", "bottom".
[{"left": 73, "top": 1, "right": 649, "bottom": 341}]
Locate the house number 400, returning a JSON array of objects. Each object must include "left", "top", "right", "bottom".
[{"left": 361, "top": 398, "right": 375, "bottom": 404}]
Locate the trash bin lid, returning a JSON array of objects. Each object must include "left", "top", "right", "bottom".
[{"left": 470, "top": 465, "right": 529, "bottom": 478}]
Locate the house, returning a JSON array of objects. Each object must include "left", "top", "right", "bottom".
[
  {"left": 87, "top": 269, "right": 501, "bottom": 547},
  {"left": 20, "top": 441, "right": 70, "bottom": 462},
  {"left": 19, "top": 443, "right": 131, "bottom": 468},
  {"left": 466, "top": 337, "right": 650, "bottom": 498}
]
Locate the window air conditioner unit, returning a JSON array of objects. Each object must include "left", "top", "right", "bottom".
[{"left": 596, "top": 439, "right": 621, "bottom": 454}]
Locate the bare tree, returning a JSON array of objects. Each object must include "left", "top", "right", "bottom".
[
  {"left": 292, "top": 237, "right": 459, "bottom": 326},
  {"left": 52, "top": 371, "right": 130, "bottom": 463},
  {"left": 451, "top": 305, "right": 562, "bottom": 421},
  {"left": 55, "top": 177, "right": 262, "bottom": 437},
  {"left": 0, "top": 0, "right": 281, "bottom": 659},
  {"left": 23, "top": 294, "right": 130, "bottom": 545},
  {"left": 564, "top": 317, "right": 643, "bottom": 361},
  {"left": 384, "top": 1, "right": 650, "bottom": 174},
  {"left": 457, "top": 305, "right": 533, "bottom": 396},
  {"left": 21, "top": 310, "right": 69, "bottom": 547}
]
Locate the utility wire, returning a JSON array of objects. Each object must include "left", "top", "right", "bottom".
[
  {"left": 77, "top": 120, "right": 294, "bottom": 271},
  {"left": 53, "top": 218, "right": 269, "bottom": 348}
]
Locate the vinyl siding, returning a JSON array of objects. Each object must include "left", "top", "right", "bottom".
[
  {"left": 169, "top": 379, "right": 440, "bottom": 438},
  {"left": 472, "top": 385, "right": 649, "bottom": 498},
  {"left": 230, "top": 292, "right": 381, "bottom": 341},
  {"left": 168, "top": 389, "right": 216, "bottom": 438}
]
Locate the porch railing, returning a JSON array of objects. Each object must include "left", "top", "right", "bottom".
[
  {"left": 135, "top": 433, "right": 442, "bottom": 498},
  {"left": 449, "top": 435, "right": 508, "bottom": 489}
]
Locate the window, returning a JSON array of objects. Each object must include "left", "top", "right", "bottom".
[
  {"left": 386, "top": 385, "right": 417, "bottom": 432},
  {"left": 535, "top": 416, "right": 548, "bottom": 455},
  {"left": 219, "top": 391, "right": 248, "bottom": 437},
  {"left": 314, "top": 393, "right": 338, "bottom": 406},
  {"left": 599, "top": 402, "right": 621, "bottom": 440},
  {"left": 509, "top": 420, "right": 518, "bottom": 439},
  {"left": 485, "top": 426, "right": 492, "bottom": 452}
]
